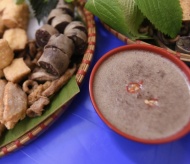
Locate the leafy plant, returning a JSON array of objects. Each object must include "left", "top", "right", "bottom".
[
  {"left": 85, "top": 0, "right": 146, "bottom": 40},
  {"left": 85, "top": 0, "right": 183, "bottom": 39}
]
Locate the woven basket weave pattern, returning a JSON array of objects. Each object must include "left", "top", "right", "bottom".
[{"left": 103, "top": 23, "right": 190, "bottom": 62}]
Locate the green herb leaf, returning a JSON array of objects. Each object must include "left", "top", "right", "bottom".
[
  {"left": 135, "top": 0, "right": 182, "bottom": 38},
  {"left": 85, "top": 0, "right": 146, "bottom": 40},
  {"left": 15, "top": 0, "right": 25, "bottom": 5},
  {"left": 65, "top": 0, "right": 74, "bottom": 2},
  {"left": 29, "top": 0, "right": 59, "bottom": 23}
]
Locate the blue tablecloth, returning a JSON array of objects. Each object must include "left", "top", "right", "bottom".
[{"left": 1, "top": 18, "right": 190, "bottom": 164}]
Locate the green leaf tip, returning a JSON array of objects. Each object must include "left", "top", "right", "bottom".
[
  {"left": 65, "top": 0, "right": 74, "bottom": 2},
  {"left": 85, "top": 0, "right": 154, "bottom": 40},
  {"left": 15, "top": 0, "right": 25, "bottom": 5},
  {"left": 135, "top": 0, "right": 183, "bottom": 38}
]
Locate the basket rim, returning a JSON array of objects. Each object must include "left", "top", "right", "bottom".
[{"left": 102, "top": 22, "right": 190, "bottom": 62}]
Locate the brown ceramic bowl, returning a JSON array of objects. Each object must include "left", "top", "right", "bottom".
[{"left": 89, "top": 44, "right": 190, "bottom": 144}]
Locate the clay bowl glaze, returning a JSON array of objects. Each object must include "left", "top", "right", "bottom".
[{"left": 89, "top": 44, "right": 190, "bottom": 144}]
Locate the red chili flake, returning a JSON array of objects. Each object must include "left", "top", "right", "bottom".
[
  {"left": 144, "top": 98, "right": 159, "bottom": 107},
  {"left": 126, "top": 81, "right": 143, "bottom": 93}
]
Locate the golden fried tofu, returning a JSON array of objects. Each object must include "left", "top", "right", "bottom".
[
  {"left": 0, "top": 39, "right": 14, "bottom": 70},
  {"left": 3, "top": 28, "right": 28, "bottom": 51},
  {"left": 3, "top": 58, "right": 31, "bottom": 83},
  {"left": 2, "top": 82, "right": 27, "bottom": 129},
  {"left": 180, "top": 0, "right": 190, "bottom": 21},
  {"left": 0, "top": 0, "right": 12, "bottom": 12},
  {"left": 0, "top": 80, "right": 7, "bottom": 123},
  {"left": 2, "top": 2, "right": 29, "bottom": 29}
]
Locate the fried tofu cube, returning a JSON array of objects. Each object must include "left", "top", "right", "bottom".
[
  {"left": 3, "top": 28, "right": 28, "bottom": 51},
  {"left": 2, "top": 1, "right": 29, "bottom": 29},
  {"left": 0, "top": 0, "right": 12, "bottom": 12},
  {"left": 180, "top": 0, "right": 190, "bottom": 21},
  {"left": 0, "top": 39, "right": 14, "bottom": 69},
  {"left": 3, "top": 58, "right": 31, "bottom": 83}
]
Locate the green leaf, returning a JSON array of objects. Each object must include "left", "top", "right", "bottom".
[
  {"left": 135, "top": 0, "right": 182, "bottom": 38},
  {"left": 85, "top": 0, "right": 146, "bottom": 40},
  {"left": 65, "top": 0, "right": 74, "bottom": 2},
  {"left": 0, "top": 77, "right": 80, "bottom": 147},
  {"left": 14, "top": 0, "right": 25, "bottom": 5},
  {"left": 29, "top": 0, "right": 59, "bottom": 23}
]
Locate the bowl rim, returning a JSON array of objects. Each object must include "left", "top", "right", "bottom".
[{"left": 89, "top": 44, "right": 190, "bottom": 144}]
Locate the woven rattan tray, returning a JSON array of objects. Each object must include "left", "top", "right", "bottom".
[
  {"left": 102, "top": 23, "right": 190, "bottom": 62},
  {"left": 0, "top": 0, "right": 96, "bottom": 157}
]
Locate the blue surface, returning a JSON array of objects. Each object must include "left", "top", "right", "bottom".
[{"left": 1, "top": 18, "right": 190, "bottom": 164}]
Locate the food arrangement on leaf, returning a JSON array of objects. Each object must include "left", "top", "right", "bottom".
[{"left": 0, "top": 0, "right": 96, "bottom": 156}]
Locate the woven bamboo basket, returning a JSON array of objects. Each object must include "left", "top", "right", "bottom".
[
  {"left": 102, "top": 23, "right": 190, "bottom": 62},
  {"left": 0, "top": 0, "right": 96, "bottom": 157}
]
